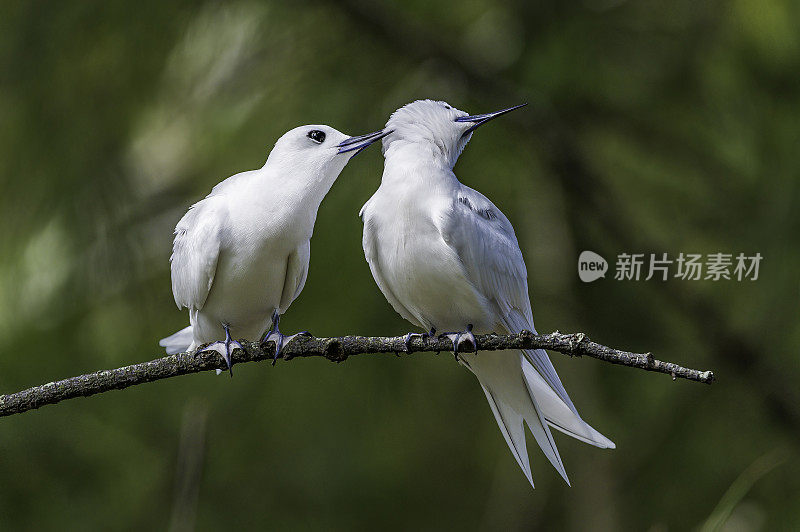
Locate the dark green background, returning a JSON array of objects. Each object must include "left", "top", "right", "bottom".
[{"left": 1, "top": 1, "right": 798, "bottom": 530}]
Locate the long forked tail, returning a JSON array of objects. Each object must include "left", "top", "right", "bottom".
[
  {"left": 464, "top": 347, "right": 614, "bottom": 488},
  {"left": 465, "top": 349, "right": 570, "bottom": 488},
  {"left": 159, "top": 326, "right": 193, "bottom": 354},
  {"left": 504, "top": 314, "right": 615, "bottom": 448},
  {"left": 523, "top": 361, "right": 615, "bottom": 449}
]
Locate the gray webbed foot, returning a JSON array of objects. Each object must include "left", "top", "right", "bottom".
[
  {"left": 205, "top": 323, "right": 242, "bottom": 377},
  {"left": 261, "top": 311, "right": 306, "bottom": 365},
  {"left": 404, "top": 327, "right": 436, "bottom": 352},
  {"left": 442, "top": 324, "right": 476, "bottom": 361}
]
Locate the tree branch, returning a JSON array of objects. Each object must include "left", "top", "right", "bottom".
[{"left": 0, "top": 331, "right": 713, "bottom": 418}]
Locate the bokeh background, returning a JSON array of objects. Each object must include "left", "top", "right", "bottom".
[{"left": 1, "top": 0, "right": 798, "bottom": 530}]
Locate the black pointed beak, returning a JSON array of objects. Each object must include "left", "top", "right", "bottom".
[
  {"left": 337, "top": 129, "right": 393, "bottom": 156},
  {"left": 453, "top": 103, "right": 527, "bottom": 137}
]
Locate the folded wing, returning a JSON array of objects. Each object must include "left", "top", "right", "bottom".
[
  {"left": 170, "top": 198, "right": 225, "bottom": 312},
  {"left": 440, "top": 184, "right": 614, "bottom": 484}
]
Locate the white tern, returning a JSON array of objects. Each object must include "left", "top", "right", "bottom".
[
  {"left": 160, "top": 124, "right": 389, "bottom": 373},
  {"left": 359, "top": 100, "right": 614, "bottom": 488}
]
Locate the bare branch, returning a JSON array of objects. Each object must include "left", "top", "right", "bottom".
[{"left": 0, "top": 331, "right": 713, "bottom": 418}]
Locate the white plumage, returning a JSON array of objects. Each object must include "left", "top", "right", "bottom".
[
  {"left": 161, "top": 124, "right": 388, "bottom": 369},
  {"left": 360, "top": 100, "right": 614, "bottom": 488}
]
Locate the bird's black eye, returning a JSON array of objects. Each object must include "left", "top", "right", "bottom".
[
  {"left": 443, "top": 104, "right": 452, "bottom": 110},
  {"left": 307, "top": 130, "right": 326, "bottom": 144}
]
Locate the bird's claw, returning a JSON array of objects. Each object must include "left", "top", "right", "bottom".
[
  {"left": 206, "top": 324, "right": 242, "bottom": 376},
  {"left": 443, "top": 324, "right": 476, "bottom": 360},
  {"left": 403, "top": 333, "right": 414, "bottom": 352},
  {"left": 403, "top": 327, "right": 436, "bottom": 352},
  {"left": 262, "top": 330, "right": 304, "bottom": 365},
  {"left": 260, "top": 311, "right": 306, "bottom": 365}
]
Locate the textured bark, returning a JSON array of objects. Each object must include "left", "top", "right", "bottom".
[{"left": 0, "top": 331, "right": 713, "bottom": 418}]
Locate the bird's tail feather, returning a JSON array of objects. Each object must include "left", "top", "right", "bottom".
[
  {"left": 504, "top": 313, "right": 614, "bottom": 448},
  {"left": 480, "top": 384, "right": 533, "bottom": 487},
  {"left": 523, "top": 347, "right": 579, "bottom": 415},
  {"left": 504, "top": 312, "right": 581, "bottom": 417},
  {"left": 467, "top": 350, "right": 570, "bottom": 487},
  {"left": 522, "top": 362, "right": 615, "bottom": 449},
  {"left": 159, "top": 325, "right": 193, "bottom": 354}
]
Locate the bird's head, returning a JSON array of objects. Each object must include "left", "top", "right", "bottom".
[
  {"left": 267, "top": 124, "right": 390, "bottom": 181},
  {"left": 382, "top": 99, "right": 526, "bottom": 168}
]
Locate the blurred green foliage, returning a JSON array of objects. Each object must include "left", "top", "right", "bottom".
[{"left": 0, "top": 0, "right": 798, "bottom": 530}]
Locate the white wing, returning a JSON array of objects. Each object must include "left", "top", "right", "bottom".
[
  {"left": 360, "top": 198, "right": 420, "bottom": 327},
  {"left": 170, "top": 197, "right": 227, "bottom": 311},
  {"left": 279, "top": 241, "right": 310, "bottom": 313},
  {"left": 439, "top": 185, "right": 579, "bottom": 415}
]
